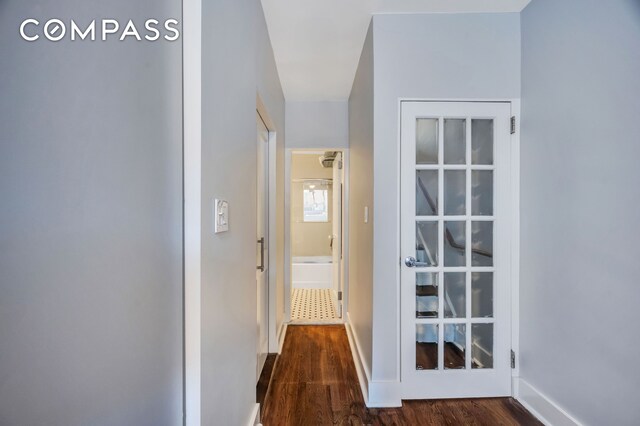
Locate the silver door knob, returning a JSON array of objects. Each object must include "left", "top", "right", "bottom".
[{"left": 404, "top": 256, "right": 417, "bottom": 267}]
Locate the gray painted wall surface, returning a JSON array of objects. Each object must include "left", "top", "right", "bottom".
[
  {"left": 286, "top": 101, "right": 349, "bottom": 148},
  {"left": 521, "top": 1, "right": 640, "bottom": 424},
  {"left": 0, "top": 1, "right": 183, "bottom": 425},
  {"left": 372, "top": 12, "right": 521, "bottom": 381},
  {"left": 200, "top": 0, "right": 285, "bottom": 423},
  {"left": 348, "top": 22, "right": 374, "bottom": 378}
]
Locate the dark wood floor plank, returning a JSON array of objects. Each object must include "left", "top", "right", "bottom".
[
  {"left": 262, "top": 325, "right": 542, "bottom": 426},
  {"left": 305, "top": 383, "right": 334, "bottom": 425},
  {"left": 257, "top": 353, "right": 277, "bottom": 414}
]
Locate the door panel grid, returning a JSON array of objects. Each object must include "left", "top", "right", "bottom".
[{"left": 401, "top": 101, "right": 511, "bottom": 399}]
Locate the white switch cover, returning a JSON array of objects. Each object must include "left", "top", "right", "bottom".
[
  {"left": 364, "top": 206, "right": 369, "bottom": 224},
  {"left": 214, "top": 199, "right": 229, "bottom": 233}
]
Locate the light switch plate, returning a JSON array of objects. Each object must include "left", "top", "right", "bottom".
[
  {"left": 214, "top": 199, "right": 229, "bottom": 233},
  {"left": 364, "top": 206, "right": 369, "bottom": 223}
]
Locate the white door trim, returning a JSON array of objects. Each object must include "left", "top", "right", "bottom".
[
  {"left": 284, "top": 148, "right": 350, "bottom": 323},
  {"left": 509, "top": 99, "right": 521, "bottom": 381},
  {"left": 256, "top": 96, "right": 279, "bottom": 354},
  {"left": 256, "top": 111, "right": 269, "bottom": 380},
  {"left": 398, "top": 98, "right": 520, "bottom": 399}
]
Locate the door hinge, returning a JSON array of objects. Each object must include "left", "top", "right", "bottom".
[
  {"left": 338, "top": 160, "right": 343, "bottom": 170},
  {"left": 511, "top": 350, "right": 516, "bottom": 369},
  {"left": 510, "top": 116, "right": 516, "bottom": 134},
  {"left": 338, "top": 291, "right": 343, "bottom": 301}
]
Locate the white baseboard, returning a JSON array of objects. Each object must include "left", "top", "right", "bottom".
[
  {"left": 368, "top": 380, "right": 402, "bottom": 408},
  {"left": 514, "top": 378, "right": 582, "bottom": 426},
  {"left": 344, "top": 314, "right": 370, "bottom": 404},
  {"left": 247, "top": 403, "right": 260, "bottom": 426},
  {"left": 344, "top": 315, "right": 402, "bottom": 408},
  {"left": 277, "top": 323, "right": 288, "bottom": 354}
]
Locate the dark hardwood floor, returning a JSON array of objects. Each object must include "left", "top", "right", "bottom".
[
  {"left": 261, "top": 325, "right": 542, "bottom": 425},
  {"left": 416, "top": 342, "right": 479, "bottom": 370},
  {"left": 257, "top": 353, "right": 278, "bottom": 415}
]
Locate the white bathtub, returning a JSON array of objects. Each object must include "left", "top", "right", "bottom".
[{"left": 292, "top": 256, "right": 333, "bottom": 289}]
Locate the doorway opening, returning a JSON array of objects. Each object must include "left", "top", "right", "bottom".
[{"left": 287, "top": 150, "right": 347, "bottom": 323}]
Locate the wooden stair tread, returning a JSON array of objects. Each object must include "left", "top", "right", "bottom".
[{"left": 416, "top": 285, "right": 437, "bottom": 297}]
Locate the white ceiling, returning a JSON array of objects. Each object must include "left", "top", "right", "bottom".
[{"left": 261, "top": 0, "right": 531, "bottom": 101}]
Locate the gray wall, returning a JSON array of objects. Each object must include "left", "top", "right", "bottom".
[
  {"left": 0, "top": 1, "right": 183, "bottom": 425},
  {"left": 286, "top": 101, "right": 349, "bottom": 148},
  {"left": 348, "top": 22, "right": 374, "bottom": 379},
  {"left": 520, "top": 1, "right": 640, "bottom": 424},
  {"left": 200, "top": 0, "right": 285, "bottom": 423},
  {"left": 371, "top": 12, "right": 521, "bottom": 381}
]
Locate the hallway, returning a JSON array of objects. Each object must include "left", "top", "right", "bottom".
[
  {"left": 2, "top": 0, "right": 638, "bottom": 424},
  {"left": 261, "top": 326, "right": 541, "bottom": 425}
]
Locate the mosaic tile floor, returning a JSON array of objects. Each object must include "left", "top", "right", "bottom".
[{"left": 290, "top": 288, "right": 338, "bottom": 322}]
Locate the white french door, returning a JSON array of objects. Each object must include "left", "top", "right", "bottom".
[
  {"left": 256, "top": 113, "right": 269, "bottom": 381},
  {"left": 400, "top": 101, "right": 512, "bottom": 399}
]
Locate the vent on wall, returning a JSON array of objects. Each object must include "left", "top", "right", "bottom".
[{"left": 319, "top": 151, "right": 337, "bottom": 168}]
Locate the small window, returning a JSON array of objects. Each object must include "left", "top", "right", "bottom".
[{"left": 303, "top": 183, "right": 328, "bottom": 222}]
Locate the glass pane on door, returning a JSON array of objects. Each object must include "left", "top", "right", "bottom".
[
  {"left": 444, "top": 170, "right": 465, "bottom": 215},
  {"left": 472, "top": 171, "right": 493, "bottom": 216},
  {"left": 472, "top": 119, "right": 493, "bottom": 165},
  {"left": 472, "top": 272, "right": 493, "bottom": 318},
  {"left": 416, "top": 170, "right": 438, "bottom": 215},
  {"left": 416, "top": 272, "right": 438, "bottom": 318},
  {"left": 471, "top": 323, "right": 493, "bottom": 369},
  {"left": 444, "top": 324, "right": 466, "bottom": 369},
  {"left": 471, "top": 221, "right": 493, "bottom": 266},
  {"left": 416, "top": 221, "right": 438, "bottom": 266},
  {"left": 444, "top": 119, "right": 466, "bottom": 164},
  {"left": 417, "top": 119, "right": 438, "bottom": 164},
  {"left": 444, "top": 272, "right": 466, "bottom": 318},
  {"left": 416, "top": 324, "right": 438, "bottom": 370},
  {"left": 444, "top": 221, "right": 466, "bottom": 267}
]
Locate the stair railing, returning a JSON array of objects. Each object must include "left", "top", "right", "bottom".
[{"left": 416, "top": 175, "right": 492, "bottom": 259}]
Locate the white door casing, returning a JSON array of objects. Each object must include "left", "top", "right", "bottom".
[
  {"left": 332, "top": 152, "right": 343, "bottom": 318},
  {"left": 400, "top": 101, "right": 512, "bottom": 399},
  {"left": 256, "top": 113, "right": 269, "bottom": 381}
]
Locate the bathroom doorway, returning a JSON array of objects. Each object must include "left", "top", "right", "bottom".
[{"left": 286, "top": 150, "right": 347, "bottom": 323}]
